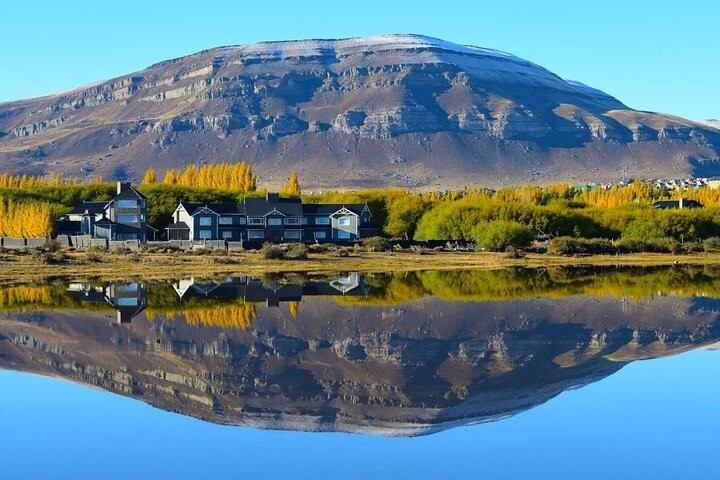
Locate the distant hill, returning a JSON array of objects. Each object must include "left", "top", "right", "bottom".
[{"left": 1, "top": 34, "right": 719, "bottom": 188}]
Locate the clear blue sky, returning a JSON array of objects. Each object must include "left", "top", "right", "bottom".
[
  {"left": 1, "top": 0, "right": 718, "bottom": 120},
  {"left": 1, "top": 349, "right": 719, "bottom": 478}
]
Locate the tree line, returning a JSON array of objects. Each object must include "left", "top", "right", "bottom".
[{"left": 5, "top": 166, "right": 720, "bottom": 246}]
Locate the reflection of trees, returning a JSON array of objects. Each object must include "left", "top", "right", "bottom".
[
  {"left": 338, "top": 266, "right": 720, "bottom": 306},
  {"left": 288, "top": 301, "right": 300, "bottom": 319},
  {"left": 159, "top": 304, "right": 257, "bottom": 329},
  {"left": 0, "top": 286, "right": 53, "bottom": 309},
  {"left": 0, "top": 285, "right": 110, "bottom": 312}
]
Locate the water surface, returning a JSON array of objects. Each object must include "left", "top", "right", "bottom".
[{"left": 1, "top": 267, "right": 718, "bottom": 478}]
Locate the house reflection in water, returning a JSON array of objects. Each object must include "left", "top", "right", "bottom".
[
  {"left": 67, "top": 282, "right": 148, "bottom": 323},
  {"left": 173, "top": 273, "right": 369, "bottom": 307}
]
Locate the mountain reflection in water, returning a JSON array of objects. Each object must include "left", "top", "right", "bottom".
[{"left": 1, "top": 267, "right": 720, "bottom": 436}]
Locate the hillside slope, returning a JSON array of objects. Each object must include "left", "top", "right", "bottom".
[{"left": 1, "top": 34, "right": 718, "bottom": 188}]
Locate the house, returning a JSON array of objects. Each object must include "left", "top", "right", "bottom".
[
  {"left": 167, "top": 192, "right": 377, "bottom": 242},
  {"left": 173, "top": 273, "right": 368, "bottom": 307},
  {"left": 67, "top": 282, "right": 147, "bottom": 323},
  {"left": 708, "top": 177, "right": 720, "bottom": 190},
  {"left": 60, "top": 182, "right": 157, "bottom": 241},
  {"left": 651, "top": 199, "right": 703, "bottom": 210}
]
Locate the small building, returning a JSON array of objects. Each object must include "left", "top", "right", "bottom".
[
  {"left": 651, "top": 199, "right": 703, "bottom": 210},
  {"left": 167, "top": 192, "right": 377, "bottom": 242},
  {"left": 707, "top": 177, "right": 720, "bottom": 190},
  {"left": 60, "top": 182, "right": 157, "bottom": 241}
]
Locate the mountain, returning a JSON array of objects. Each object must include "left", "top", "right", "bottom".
[
  {"left": 701, "top": 119, "right": 720, "bottom": 130},
  {"left": 2, "top": 281, "right": 719, "bottom": 436},
  {"left": 1, "top": 34, "right": 719, "bottom": 188}
]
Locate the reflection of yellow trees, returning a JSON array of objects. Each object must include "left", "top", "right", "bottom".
[
  {"left": 334, "top": 273, "right": 426, "bottom": 306},
  {"left": 0, "top": 286, "right": 53, "bottom": 309},
  {"left": 147, "top": 303, "right": 257, "bottom": 330},
  {"left": 288, "top": 301, "right": 300, "bottom": 319},
  {"left": 337, "top": 267, "right": 720, "bottom": 306}
]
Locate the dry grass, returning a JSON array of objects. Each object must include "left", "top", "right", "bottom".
[{"left": 2, "top": 248, "right": 720, "bottom": 283}]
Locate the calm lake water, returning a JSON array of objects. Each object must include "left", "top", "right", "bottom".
[{"left": 1, "top": 267, "right": 719, "bottom": 479}]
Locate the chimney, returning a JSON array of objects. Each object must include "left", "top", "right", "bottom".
[
  {"left": 266, "top": 192, "right": 279, "bottom": 202},
  {"left": 117, "top": 181, "right": 131, "bottom": 195}
]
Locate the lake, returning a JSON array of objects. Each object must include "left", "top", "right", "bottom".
[{"left": 1, "top": 267, "right": 719, "bottom": 479}]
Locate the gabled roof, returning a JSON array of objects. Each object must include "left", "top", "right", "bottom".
[
  {"left": 166, "top": 221, "right": 190, "bottom": 230},
  {"left": 179, "top": 202, "right": 246, "bottom": 215},
  {"left": 69, "top": 201, "right": 108, "bottom": 215},
  {"left": 302, "top": 203, "right": 368, "bottom": 216},
  {"left": 245, "top": 197, "right": 303, "bottom": 217},
  {"left": 114, "top": 182, "right": 148, "bottom": 200}
]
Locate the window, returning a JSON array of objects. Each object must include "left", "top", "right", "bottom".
[
  {"left": 238, "top": 217, "right": 247, "bottom": 225},
  {"left": 248, "top": 230, "right": 265, "bottom": 240},
  {"left": 199, "top": 216, "right": 212, "bottom": 227},
  {"left": 116, "top": 297, "right": 138, "bottom": 306},
  {"left": 301, "top": 217, "right": 308, "bottom": 225},
  {"left": 314, "top": 231, "right": 327, "bottom": 240},
  {"left": 338, "top": 216, "right": 351, "bottom": 226},
  {"left": 116, "top": 200, "right": 137, "bottom": 209},
  {"left": 315, "top": 217, "right": 330, "bottom": 225},
  {"left": 219, "top": 216, "right": 233, "bottom": 225},
  {"left": 249, "top": 218, "right": 264, "bottom": 225},
  {"left": 222, "top": 230, "right": 233, "bottom": 239},
  {"left": 283, "top": 230, "right": 301, "bottom": 240},
  {"left": 267, "top": 217, "right": 282, "bottom": 226},
  {"left": 284, "top": 217, "right": 301, "bottom": 225},
  {"left": 338, "top": 230, "right": 351, "bottom": 239},
  {"left": 198, "top": 229, "right": 213, "bottom": 239},
  {"left": 117, "top": 214, "right": 138, "bottom": 223}
]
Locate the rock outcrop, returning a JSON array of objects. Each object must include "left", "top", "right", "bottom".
[{"left": 0, "top": 34, "right": 719, "bottom": 187}]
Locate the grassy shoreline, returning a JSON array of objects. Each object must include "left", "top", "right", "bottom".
[{"left": 2, "top": 249, "right": 720, "bottom": 284}]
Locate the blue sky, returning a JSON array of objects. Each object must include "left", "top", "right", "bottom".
[
  {"left": 1, "top": 349, "right": 719, "bottom": 479},
  {"left": 1, "top": 0, "right": 718, "bottom": 119}
]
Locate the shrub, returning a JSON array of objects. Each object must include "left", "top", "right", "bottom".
[
  {"left": 84, "top": 252, "right": 102, "bottom": 263},
  {"left": 260, "top": 243, "right": 285, "bottom": 260},
  {"left": 704, "top": 237, "right": 720, "bottom": 253},
  {"left": 503, "top": 246, "right": 525, "bottom": 259},
  {"left": 472, "top": 220, "right": 534, "bottom": 251},
  {"left": 547, "top": 237, "right": 616, "bottom": 255},
  {"left": 617, "top": 238, "right": 680, "bottom": 254},
  {"left": 37, "top": 251, "right": 67, "bottom": 264},
  {"left": 285, "top": 243, "right": 308, "bottom": 260},
  {"left": 363, "top": 236, "right": 391, "bottom": 252},
  {"left": 44, "top": 239, "right": 62, "bottom": 252}
]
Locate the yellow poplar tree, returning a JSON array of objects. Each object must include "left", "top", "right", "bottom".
[
  {"left": 142, "top": 168, "right": 157, "bottom": 184},
  {"left": 282, "top": 171, "right": 301, "bottom": 197}
]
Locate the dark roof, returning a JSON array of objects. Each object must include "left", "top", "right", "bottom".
[
  {"left": 179, "top": 202, "right": 246, "bottom": 215},
  {"left": 56, "top": 220, "right": 82, "bottom": 234},
  {"left": 245, "top": 197, "right": 303, "bottom": 217},
  {"left": 115, "top": 182, "right": 148, "bottom": 200},
  {"left": 166, "top": 221, "right": 190, "bottom": 230},
  {"left": 70, "top": 201, "right": 108, "bottom": 215},
  {"left": 652, "top": 199, "right": 703, "bottom": 209},
  {"left": 302, "top": 203, "right": 367, "bottom": 215}
]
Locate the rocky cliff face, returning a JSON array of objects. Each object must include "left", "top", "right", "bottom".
[
  {"left": 0, "top": 34, "right": 719, "bottom": 187},
  {"left": 1, "top": 294, "right": 719, "bottom": 436}
]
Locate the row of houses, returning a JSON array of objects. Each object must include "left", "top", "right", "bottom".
[
  {"left": 68, "top": 274, "right": 368, "bottom": 323},
  {"left": 60, "top": 182, "right": 378, "bottom": 243}
]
